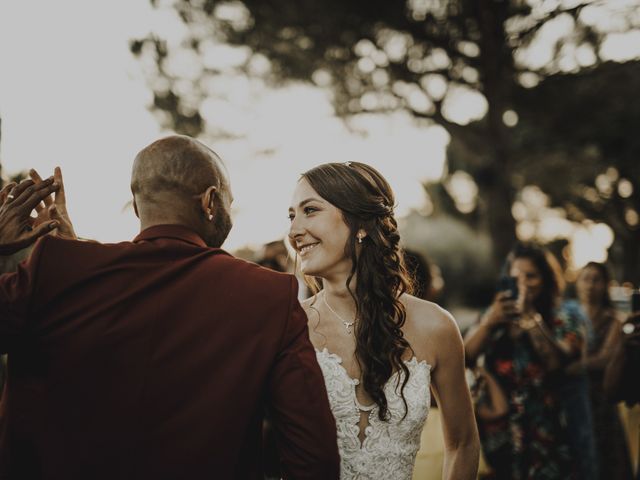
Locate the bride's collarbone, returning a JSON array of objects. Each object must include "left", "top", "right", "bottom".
[{"left": 308, "top": 318, "right": 356, "bottom": 351}]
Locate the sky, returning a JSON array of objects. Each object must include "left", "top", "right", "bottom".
[
  {"left": 0, "top": 0, "right": 450, "bottom": 251},
  {"left": 0, "top": 0, "right": 636, "bottom": 266},
  {"left": 0, "top": 1, "right": 160, "bottom": 243}
]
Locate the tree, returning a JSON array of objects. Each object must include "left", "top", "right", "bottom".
[
  {"left": 512, "top": 60, "right": 640, "bottom": 283},
  {"left": 131, "top": 0, "right": 640, "bottom": 276}
]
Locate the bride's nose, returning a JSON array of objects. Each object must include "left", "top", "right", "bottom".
[{"left": 288, "top": 214, "right": 305, "bottom": 241}]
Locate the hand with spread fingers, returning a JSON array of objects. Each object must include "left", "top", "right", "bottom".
[
  {"left": 29, "top": 167, "right": 77, "bottom": 240},
  {"left": 0, "top": 177, "right": 61, "bottom": 255}
]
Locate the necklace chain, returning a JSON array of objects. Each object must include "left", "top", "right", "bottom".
[{"left": 322, "top": 292, "right": 356, "bottom": 334}]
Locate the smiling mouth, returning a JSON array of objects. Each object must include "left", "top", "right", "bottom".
[{"left": 299, "top": 243, "right": 319, "bottom": 257}]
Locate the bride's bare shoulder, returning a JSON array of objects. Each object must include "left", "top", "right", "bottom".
[
  {"left": 402, "top": 294, "right": 453, "bottom": 326},
  {"left": 401, "top": 294, "right": 463, "bottom": 351}
]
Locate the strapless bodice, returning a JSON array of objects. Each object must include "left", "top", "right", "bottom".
[{"left": 315, "top": 348, "right": 431, "bottom": 480}]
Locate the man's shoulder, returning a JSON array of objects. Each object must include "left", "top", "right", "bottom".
[
  {"left": 35, "top": 236, "right": 296, "bottom": 293},
  {"left": 32, "top": 235, "right": 139, "bottom": 261},
  {"left": 208, "top": 257, "right": 299, "bottom": 316},
  {"left": 36, "top": 235, "right": 128, "bottom": 249},
  {"left": 220, "top": 255, "right": 294, "bottom": 289}
]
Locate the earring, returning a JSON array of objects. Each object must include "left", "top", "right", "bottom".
[
  {"left": 207, "top": 211, "right": 213, "bottom": 221},
  {"left": 357, "top": 235, "right": 363, "bottom": 244}
]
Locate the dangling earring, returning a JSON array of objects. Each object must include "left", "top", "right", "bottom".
[
  {"left": 357, "top": 234, "right": 363, "bottom": 244},
  {"left": 207, "top": 210, "right": 213, "bottom": 221}
]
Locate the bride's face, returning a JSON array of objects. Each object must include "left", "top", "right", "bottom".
[{"left": 288, "top": 178, "right": 353, "bottom": 279}]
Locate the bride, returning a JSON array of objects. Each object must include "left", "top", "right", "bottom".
[{"left": 288, "top": 162, "right": 479, "bottom": 479}]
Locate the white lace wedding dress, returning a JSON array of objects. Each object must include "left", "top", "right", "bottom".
[{"left": 316, "top": 348, "right": 432, "bottom": 480}]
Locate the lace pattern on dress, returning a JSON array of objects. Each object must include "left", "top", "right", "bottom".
[{"left": 316, "top": 348, "right": 431, "bottom": 480}]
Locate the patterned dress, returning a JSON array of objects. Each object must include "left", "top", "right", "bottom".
[{"left": 477, "top": 305, "right": 583, "bottom": 479}]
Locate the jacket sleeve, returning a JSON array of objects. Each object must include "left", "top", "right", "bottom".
[
  {"left": 0, "top": 239, "right": 47, "bottom": 354},
  {"left": 267, "top": 277, "right": 340, "bottom": 480}
]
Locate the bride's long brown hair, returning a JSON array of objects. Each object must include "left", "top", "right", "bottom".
[{"left": 301, "top": 162, "right": 413, "bottom": 421}]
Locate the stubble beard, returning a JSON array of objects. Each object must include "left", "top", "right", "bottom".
[{"left": 206, "top": 210, "right": 233, "bottom": 248}]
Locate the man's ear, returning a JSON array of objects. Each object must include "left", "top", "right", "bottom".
[
  {"left": 132, "top": 198, "right": 139, "bottom": 219},
  {"left": 201, "top": 186, "right": 218, "bottom": 221}
]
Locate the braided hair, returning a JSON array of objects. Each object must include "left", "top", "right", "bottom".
[{"left": 301, "top": 162, "right": 413, "bottom": 420}]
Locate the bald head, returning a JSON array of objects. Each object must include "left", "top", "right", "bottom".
[
  {"left": 131, "top": 135, "right": 225, "bottom": 201},
  {"left": 131, "top": 135, "right": 233, "bottom": 246}
]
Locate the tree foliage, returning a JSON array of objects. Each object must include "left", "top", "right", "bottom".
[{"left": 131, "top": 0, "right": 640, "bottom": 281}]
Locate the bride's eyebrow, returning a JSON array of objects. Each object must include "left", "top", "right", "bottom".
[
  {"left": 298, "top": 198, "right": 324, "bottom": 207},
  {"left": 288, "top": 197, "right": 325, "bottom": 212}
]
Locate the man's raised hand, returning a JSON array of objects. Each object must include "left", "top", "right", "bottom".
[
  {"left": 0, "top": 178, "right": 60, "bottom": 254},
  {"left": 29, "top": 167, "right": 77, "bottom": 240}
]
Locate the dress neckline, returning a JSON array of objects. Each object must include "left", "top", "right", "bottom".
[
  {"left": 315, "top": 346, "right": 432, "bottom": 458},
  {"left": 315, "top": 347, "right": 431, "bottom": 387}
]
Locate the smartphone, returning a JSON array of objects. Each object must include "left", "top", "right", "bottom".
[
  {"left": 631, "top": 290, "right": 640, "bottom": 313},
  {"left": 497, "top": 275, "right": 518, "bottom": 300}
]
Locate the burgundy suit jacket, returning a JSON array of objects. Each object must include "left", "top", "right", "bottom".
[{"left": 0, "top": 225, "right": 339, "bottom": 479}]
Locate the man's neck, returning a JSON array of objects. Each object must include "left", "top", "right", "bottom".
[{"left": 139, "top": 216, "right": 200, "bottom": 235}]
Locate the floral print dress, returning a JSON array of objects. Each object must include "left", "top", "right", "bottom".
[{"left": 477, "top": 306, "right": 584, "bottom": 479}]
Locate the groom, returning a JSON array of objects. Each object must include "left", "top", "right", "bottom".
[{"left": 0, "top": 136, "right": 339, "bottom": 479}]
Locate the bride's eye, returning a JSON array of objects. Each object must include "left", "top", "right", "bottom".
[
  {"left": 304, "top": 206, "right": 318, "bottom": 215},
  {"left": 288, "top": 213, "right": 295, "bottom": 221}
]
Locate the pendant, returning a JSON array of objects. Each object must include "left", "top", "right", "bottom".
[{"left": 343, "top": 321, "right": 354, "bottom": 334}]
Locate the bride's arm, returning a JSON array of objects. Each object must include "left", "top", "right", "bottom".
[{"left": 427, "top": 307, "right": 480, "bottom": 480}]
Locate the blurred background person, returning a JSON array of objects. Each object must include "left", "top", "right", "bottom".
[
  {"left": 403, "top": 249, "right": 444, "bottom": 303},
  {"left": 464, "top": 242, "right": 588, "bottom": 479},
  {"left": 257, "top": 239, "right": 291, "bottom": 273},
  {"left": 605, "top": 307, "right": 640, "bottom": 480},
  {"left": 566, "top": 262, "right": 633, "bottom": 479},
  {"left": 469, "top": 360, "right": 509, "bottom": 480}
]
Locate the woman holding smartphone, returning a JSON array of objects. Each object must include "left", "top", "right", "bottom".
[{"left": 465, "top": 243, "right": 585, "bottom": 479}]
